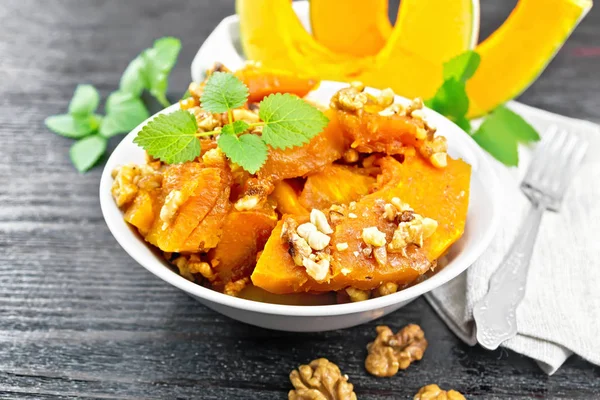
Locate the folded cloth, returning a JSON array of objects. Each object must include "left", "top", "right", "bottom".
[{"left": 425, "top": 102, "right": 600, "bottom": 375}]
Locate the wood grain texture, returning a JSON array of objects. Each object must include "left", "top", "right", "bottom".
[{"left": 1, "top": 0, "right": 599, "bottom": 398}]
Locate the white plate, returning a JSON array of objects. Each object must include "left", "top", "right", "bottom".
[{"left": 99, "top": 79, "right": 501, "bottom": 331}]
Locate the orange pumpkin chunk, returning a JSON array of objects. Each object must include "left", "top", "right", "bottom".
[
  {"left": 124, "top": 190, "right": 156, "bottom": 236},
  {"left": 235, "top": 64, "right": 319, "bottom": 103},
  {"left": 144, "top": 164, "right": 224, "bottom": 252},
  {"left": 270, "top": 180, "right": 309, "bottom": 215},
  {"left": 258, "top": 109, "right": 347, "bottom": 181},
  {"left": 208, "top": 208, "right": 278, "bottom": 285},
  {"left": 299, "top": 164, "right": 376, "bottom": 210},
  {"left": 251, "top": 155, "right": 470, "bottom": 294},
  {"left": 336, "top": 108, "right": 425, "bottom": 154}
]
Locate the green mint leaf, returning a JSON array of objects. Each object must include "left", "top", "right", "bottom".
[
  {"left": 68, "top": 84, "right": 100, "bottom": 116},
  {"left": 201, "top": 72, "right": 249, "bottom": 113},
  {"left": 147, "top": 37, "right": 181, "bottom": 71},
  {"left": 120, "top": 57, "right": 146, "bottom": 97},
  {"left": 45, "top": 114, "right": 100, "bottom": 138},
  {"left": 133, "top": 110, "right": 199, "bottom": 164},
  {"left": 69, "top": 135, "right": 107, "bottom": 172},
  {"left": 142, "top": 37, "right": 182, "bottom": 107},
  {"left": 218, "top": 131, "right": 268, "bottom": 174},
  {"left": 100, "top": 91, "right": 150, "bottom": 138},
  {"left": 488, "top": 105, "right": 540, "bottom": 143},
  {"left": 426, "top": 78, "right": 469, "bottom": 123},
  {"left": 222, "top": 120, "right": 250, "bottom": 136},
  {"left": 443, "top": 51, "right": 481, "bottom": 83},
  {"left": 259, "top": 93, "right": 329, "bottom": 149}
]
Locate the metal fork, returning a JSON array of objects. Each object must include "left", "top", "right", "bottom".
[{"left": 473, "top": 127, "right": 588, "bottom": 350}]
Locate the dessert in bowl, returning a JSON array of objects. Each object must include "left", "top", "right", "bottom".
[{"left": 99, "top": 65, "right": 500, "bottom": 331}]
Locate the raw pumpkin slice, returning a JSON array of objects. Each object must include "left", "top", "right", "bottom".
[
  {"left": 299, "top": 164, "right": 376, "bottom": 210},
  {"left": 251, "top": 155, "right": 471, "bottom": 294},
  {"left": 208, "top": 208, "right": 278, "bottom": 285},
  {"left": 466, "top": 0, "right": 592, "bottom": 117},
  {"left": 258, "top": 109, "right": 347, "bottom": 181},
  {"left": 310, "top": 0, "right": 478, "bottom": 63},
  {"left": 390, "top": 0, "right": 478, "bottom": 63},
  {"left": 309, "top": 0, "right": 392, "bottom": 56},
  {"left": 236, "top": 0, "right": 371, "bottom": 78},
  {"left": 234, "top": 64, "right": 319, "bottom": 103}
]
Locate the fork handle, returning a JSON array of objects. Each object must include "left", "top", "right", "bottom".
[{"left": 472, "top": 199, "right": 547, "bottom": 350}]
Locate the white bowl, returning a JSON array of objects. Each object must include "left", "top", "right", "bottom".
[{"left": 99, "top": 81, "right": 501, "bottom": 332}]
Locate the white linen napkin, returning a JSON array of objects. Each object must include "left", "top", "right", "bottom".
[{"left": 425, "top": 101, "right": 600, "bottom": 375}]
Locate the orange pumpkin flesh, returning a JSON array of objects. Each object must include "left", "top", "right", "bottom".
[
  {"left": 251, "top": 155, "right": 470, "bottom": 294},
  {"left": 124, "top": 190, "right": 156, "bottom": 236},
  {"left": 336, "top": 108, "right": 425, "bottom": 154},
  {"left": 270, "top": 180, "right": 309, "bottom": 216},
  {"left": 235, "top": 64, "right": 319, "bottom": 103},
  {"left": 258, "top": 109, "right": 346, "bottom": 181},
  {"left": 299, "top": 164, "right": 376, "bottom": 210},
  {"left": 208, "top": 208, "right": 278, "bottom": 284},
  {"left": 144, "top": 164, "right": 224, "bottom": 252}
]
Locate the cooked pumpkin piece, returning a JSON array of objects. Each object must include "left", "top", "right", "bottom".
[
  {"left": 235, "top": 64, "right": 319, "bottom": 103},
  {"left": 258, "top": 109, "right": 347, "bottom": 182},
  {"left": 251, "top": 155, "right": 470, "bottom": 294},
  {"left": 270, "top": 180, "right": 309, "bottom": 216},
  {"left": 299, "top": 164, "right": 376, "bottom": 210},
  {"left": 142, "top": 164, "right": 222, "bottom": 252},
  {"left": 124, "top": 190, "right": 156, "bottom": 236},
  {"left": 208, "top": 208, "right": 278, "bottom": 285}
]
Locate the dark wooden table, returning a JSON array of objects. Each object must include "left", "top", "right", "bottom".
[{"left": 1, "top": 1, "right": 599, "bottom": 398}]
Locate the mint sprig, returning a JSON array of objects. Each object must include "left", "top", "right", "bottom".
[
  {"left": 45, "top": 37, "right": 181, "bottom": 172},
  {"left": 136, "top": 72, "right": 328, "bottom": 173},
  {"left": 426, "top": 50, "right": 540, "bottom": 166}
]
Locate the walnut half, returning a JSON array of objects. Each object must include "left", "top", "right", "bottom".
[
  {"left": 365, "top": 324, "right": 428, "bottom": 377},
  {"left": 414, "top": 384, "right": 466, "bottom": 400},
  {"left": 289, "top": 358, "right": 357, "bottom": 400}
]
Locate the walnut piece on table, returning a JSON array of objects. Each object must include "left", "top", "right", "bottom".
[
  {"left": 289, "top": 358, "right": 357, "bottom": 400},
  {"left": 365, "top": 324, "right": 428, "bottom": 377},
  {"left": 414, "top": 384, "right": 466, "bottom": 400}
]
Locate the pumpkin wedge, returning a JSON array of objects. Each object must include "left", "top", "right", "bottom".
[
  {"left": 251, "top": 155, "right": 471, "bottom": 294},
  {"left": 310, "top": 0, "right": 478, "bottom": 63},
  {"left": 466, "top": 0, "right": 592, "bottom": 117},
  {"left": 236, "top": 0, "right": 371, "bottom": 78},
  {"left": 310, "top": 0, "right": 392, "bottom": 56}
]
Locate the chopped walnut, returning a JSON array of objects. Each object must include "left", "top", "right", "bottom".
[
  {"left": 362, "top": 227, "right": 387, "bottom": 247},
  {"left": 310, "top": 209, "right": 333, "bottom": 234},
  {"left": 346, "top": 287, "right": 370, "bottom": 302},
  {"left": 383, "top": 198, "right": 438, "bottom": 254},
  {"left": 414, "top": 384, "right": 466, "bottom": 400},
  {"left": 289, "top": 358, "right": 357, "bottom": 400},
  {"left": 365, "top": 324, "right": 428, "bottom": 377},
  {"left": 373, "top": 282, "right": 398, "bottom": 297},
  {"left": 188, "top": 106, "right": 223, "bottom": 132},
  {"left": 111, "top": 164, "right": 156, "bottom": 207},
  {"left": 330, "top": 85, "right": 368, "bottom": 112},
  {"left": 159, "top": 189, "right": 185, "bottom": 229},
  {"left": 224, "top": 277, "right": 249, "bottom": 296},
  {"left": 234, "top": 194, "right": 261, "bottom": 211},
  {"left": 233, "top": 108, "right": 260, "bottom": 124},
  {"left": 171, "top": 253, "right": 216, "bottom": 283},
  {"left": 282, "top": 212, "right": 333, "bottom": 281}
]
